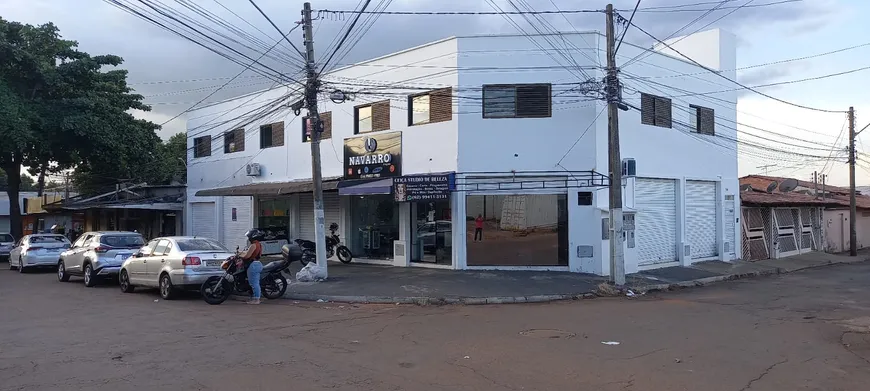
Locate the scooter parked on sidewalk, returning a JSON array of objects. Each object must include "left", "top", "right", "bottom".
[{"left": 294, "top": 222, "right": 353, "bottom": 266}]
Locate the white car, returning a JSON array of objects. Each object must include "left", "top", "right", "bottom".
[
  {"left": 0, "top": 233, "right": 14, "bottom": 262},
  {"left": 119, "top": 236, "right": 235, "bottom": 300},
  {"left": 9, "top": 234, "right": 72, "bottom": 273}
]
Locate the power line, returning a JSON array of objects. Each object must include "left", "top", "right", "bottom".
[
  {"left": 319, "top": 0, "right": 372, "bottom": 73},
  {"left": 313, "top": 9, "right": 603, "bottom": 16},
  {"left": 624, "top": 19, "right": 846, "bottom": 114},
  {"left": 247, "top": 0, "right": 306, "bottom": 59},
  {"left": 615, "top": 0, "right": 641, "bottom": 55},
  {"left": 627, "top": 0, "right": 801, "bottom": 12}
]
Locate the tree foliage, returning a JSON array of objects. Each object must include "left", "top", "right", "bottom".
[
  {"left": 0, "top": 170, "right": 36, "bottom": 191},
  {"left": 0, "top": 17, "right": 161, "bottom": 239}
]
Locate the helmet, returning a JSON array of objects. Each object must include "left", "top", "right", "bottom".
[
  {"left": 329, "top": 222, "right": 339, "bottom": 232},
  {"left": 245, "top": 228, "right": 266, "bottom": 242},
  {"left": 281, "top": 243, "right": 303, "bottom": 261}
]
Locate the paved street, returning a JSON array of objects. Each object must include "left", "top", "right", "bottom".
[{"left": 1, "top": 262, "right": 870, "bottom": 391}]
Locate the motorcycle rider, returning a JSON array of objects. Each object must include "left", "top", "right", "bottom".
[{"left": 239, "top": 228, "right": 265, "bottom": 304}]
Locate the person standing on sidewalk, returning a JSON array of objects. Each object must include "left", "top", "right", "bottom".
[
  {"left": 474, "top": 214, "right": 484, "bottom": 242},
  {"left": 240, "top": 229, "right": 265, "bottom": 304}
]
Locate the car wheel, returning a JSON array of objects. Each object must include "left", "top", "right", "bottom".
[
  {"left": 159, "top": 274, "right": 176, "bottom": 300},
  {"left": 57, "top": 260, "right": 70, "bottom": 282},
  {"left": 83, "top": 263, "right": 97, "bottom": 287},
  {"left": 119, "top": 269, "right": 134, "bottom": 293},
  {"left": 17, "top": 257, "right": 26, "bottom": 274}
]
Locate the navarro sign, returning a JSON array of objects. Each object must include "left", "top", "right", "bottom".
[{"left": 343, "top": 132, "right": 402, "bottom": 180}]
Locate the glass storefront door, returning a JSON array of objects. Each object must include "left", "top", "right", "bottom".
[
  {"left": 349, "top": 195, "right": 399, "bottom": 259},
  {"left": 258, "top": 198, "right": 290, "bottom": 255},
  {"left": 411, "top": 200, "right": 452, "bottom": 265}
]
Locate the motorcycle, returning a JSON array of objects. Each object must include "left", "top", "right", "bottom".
[
  {"left": 294, "top": 222, "right": 353, "bottom": 266},
  {"left": 200, "top": 244, "right": 302, "bottom": 305}
]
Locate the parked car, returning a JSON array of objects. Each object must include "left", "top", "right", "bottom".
[
  {"left": 0, "top": 233, "right": 14, "bottom": 262},
  {"left": 119, "top": 236, "right": 235, "bottom": 300},
  {"left": 8, "top": 234, "right": 71, "bottom": 273},
  {"left": 58, "top": 231, "right": 145, "bottom": 287}
]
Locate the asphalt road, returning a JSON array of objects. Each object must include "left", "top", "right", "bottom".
[{"left": 1, "top": 261, "right": 870, "bottom": 391}]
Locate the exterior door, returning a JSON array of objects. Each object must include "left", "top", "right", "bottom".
[
  {"left": 146, "top": 239, "right": 172, "bottom": 283},
  {"left": 774, "top": 208, "right": 800, "bottom": 257},
  {"left": 190, "top": 202, "right": 217, "bottom": 240},
  {"left": 685, "top": 181, "right": 718, "bottom": 259},
  {"left": 222, "top": 196, "right": 252, "bottom": 251},
  {"left": 635, "top": 178, "right": 678, "bottom": 266},
  {"left": 68, "top": 233, "right": 95, "bottom": 274},
  {"left": 298, "top": 193, "right": 315, "bottom": 241},
  {"left": 724, "top": 196, "right": 736, "bottom": 257},
  {"left": 129, "top": 239, "right": 159, "bottom": 284}
]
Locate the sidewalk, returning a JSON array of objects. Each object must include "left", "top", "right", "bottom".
[{"left": 281, "top": 251, "right": 870, "bottom": 305}]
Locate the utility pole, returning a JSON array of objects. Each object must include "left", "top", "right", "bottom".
[
  {"left": 813, "top": 171, "right": 818, "bottom": 198},
  {"left": 303, "top": 2, "right": 328, "bottom": 277},
  {"left": 821, "top": 174, "right": 827, "bottom": 199},
  {"left": 849, "top": 106, "right": 857, "bottom": 256},
  {"left": 605, "top": 4, "right": 625, "bottom": 286},
  {"left": 756, "top": 164, "right": 777, "bottom": 175}
]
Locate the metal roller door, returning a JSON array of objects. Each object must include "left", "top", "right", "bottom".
[
  {"left": 298, "top": 193, "right": 315, "bottom": 241},
  {"left": 635, "top": 178, "right": 678, "bottom": 266},
  {"left": 222, "top": 196, "right": 252, "bottom": 251},
  {"left": 685, "top": 181, "right": 718, "bottom": 259},
  {"left": 299, "top": 191, "right": 341, "bottom": 242},
  {"left": 190, "top": 202, "right": 217, "bottom": 240},
  {"left": 324, "top": 191, "right": 341, "bottom": 232}
]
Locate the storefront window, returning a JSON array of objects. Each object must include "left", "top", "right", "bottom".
[
  {"left": 350, "top": 195, "right": 399, "bottom": 259},
  {"left": 258, "top": 199, "right": 290, "bottom": 241},
  {"left": 465, "top": 194, "right": 568, "bottom": 266},
  {"left": 412, "top": 200, "right": 452, "bottom": 264}
]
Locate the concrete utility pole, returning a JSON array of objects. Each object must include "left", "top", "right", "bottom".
[
  {"left": 849, "top": 106, "right": 857, "bottom": 256},
  {"left": 813, "top": 171, "right": 818, "bottom": 198},
  {"left": 605, "top": 4, "right": 625, "bottom": 286},
  {"left": 303, "top": 2, "right": 328, "bottom": 276}
]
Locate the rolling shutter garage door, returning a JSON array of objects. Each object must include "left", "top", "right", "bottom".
[
  {"left": 635, "top": 178, "right": 678, "bottom": 266},
  {"left": 190, "top": 202, "right": 217, "bottom": 240},
  {"left": 685, "top": 180, "right": 718, "bottom": 259},
  {"left": 298, "top": 192, "right": 341, "bottom": 241},
  {"left": 299, "top": 193, "right": 315, "bottom": 241},
  {"left": 222, "top": 196, "right": 252, "bottom": 251}
]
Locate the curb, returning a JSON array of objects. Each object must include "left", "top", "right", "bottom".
[
  {"left": 281, "top": 259, "right": 868, "bottom": 305},
  {"left": 284, "top": 292, "right": 590, "bottom": 305}
]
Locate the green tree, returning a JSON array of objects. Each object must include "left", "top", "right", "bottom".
[{"left": 0, "top": 17, "right": 159, "bottom": 239}]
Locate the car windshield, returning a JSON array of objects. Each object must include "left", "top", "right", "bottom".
[
  {"left": 0, "top": 234, "right": 13, "bottom": 242},
  {"left": 30, "top": 235, "right": 69, "bottom": 244},
  {"left": 176, "top": 238, "right": 228, "bottom": 252},
  {"left": 101, "top": 235, "right": 146, "bottom": 248}
]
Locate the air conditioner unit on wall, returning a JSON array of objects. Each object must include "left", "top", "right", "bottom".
[
  {"left": 246, "top": 163, "right": 262, "bottom": 177},
  {"left": 622, "top": 158, "right": 636, "bottom": 177}
]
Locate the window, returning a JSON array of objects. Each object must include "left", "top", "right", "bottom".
[
  {"left": 101, "top": 234, "right": 145, "bottom": 248},
  {"left": 260, "top": 121, "right": 285, "bottom": 148},
  {"left": 302, "top": 112, "right": 332, "bottom": 142},
  {"left": 640, "top": 93, "right": 672, "bottom": 128},
  {"left": 153, "top": 239, "right": 172, "bottom": 256},
  {"left": 689, "top": 104, "right": 715, "bottom": 135},
  {"left": 482, "top": 84, "right": 551, "bottom": 119},
  {"left": 355, "top": 100, "right": 390, "bottom": 134},
  {"left": 408, "top": 88, "right": 453, "bottom": 126},
  {"left": 224, "top": 128, "right": 245, "bottom": 153},
  {"left": 0, "top": 234, "right": 13, "bottom": 242},
  {"left": 140, "top": 239, "right": 160, "bottom": 256},
  {"left": 176, "top": 238, "right": 228, "bottom": 252},
  {"left": 193, "top": 136, "right": 212, "bottom": 158}
]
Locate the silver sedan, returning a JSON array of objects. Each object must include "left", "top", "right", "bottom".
[
  {"left": 8, "top": 234, "right": 72, "bottom": 273},
  {"left": 119, "top": 236, "right": 235, "bottom": 300}
]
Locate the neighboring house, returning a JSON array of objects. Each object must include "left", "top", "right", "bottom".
[
  {"left": 186, "top": 29, "right": 739, "bottom": 276},
  {"left": 739, "top": 175, "right": 870, "bottom": 257},
  {"left": 0, "top": 192, "right": 39, "bottom": 235},
  {"left": 43, "top": 184, "right": 184, "bottom": 241}
]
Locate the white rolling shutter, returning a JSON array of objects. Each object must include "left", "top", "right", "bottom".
[
  {"left": 190, "top": 202, "right": 217, "bottom": 240},
  {"left": 298, "top": 193, "right": 315, "bottom": 241},
  {"left": 635, "top": 178, "right": 677, "bottom": 266},
  {"left": 685, "top": 181, "right": 718, "bottom": 259},
  {"left": 222, "top": 196, "right": 252, "bottom": 251},
  {"left": 324, "top": 191, "right": 341, "bottom": 232}
]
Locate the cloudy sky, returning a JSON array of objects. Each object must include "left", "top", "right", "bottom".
[{"left": 2, "top": 0, "right": 869, "bottom": 186}]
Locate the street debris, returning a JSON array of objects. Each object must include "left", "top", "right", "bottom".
[
  {"left": 626, "top": 289, "right": 645, "bottom": 298},
  {"left": 316, "top": 299, "right": 326, "bottom": 303},
  {"left": 296, "top": 263, "right": 327, "bottom": 282},
  {"left": 464, "top": 356, "right": 470, "bottom": 359},
  {"left": 601, "top": 341, "right": 621, "bottom": 345},
  {"left": 675, "top": 358, "right": 681, "bottom": 363}
]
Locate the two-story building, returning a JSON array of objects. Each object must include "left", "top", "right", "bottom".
[{"left": 186, "top": 29, "right": 740, "bottom": 276}]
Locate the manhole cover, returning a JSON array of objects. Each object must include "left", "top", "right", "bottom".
[{"left": 519, "top": 329, "right": 576, "bottom": 339}]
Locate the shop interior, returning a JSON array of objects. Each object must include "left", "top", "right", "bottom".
[
  {"left": 349, "top": 194, "right": 399, "bottom": 260},
  {"left": 411, "top": 200, "right": 452, "bottom": 265}
]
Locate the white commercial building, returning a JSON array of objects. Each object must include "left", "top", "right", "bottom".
[{"left": 186, "top": 30, "right": 740, "bottom": 276}]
